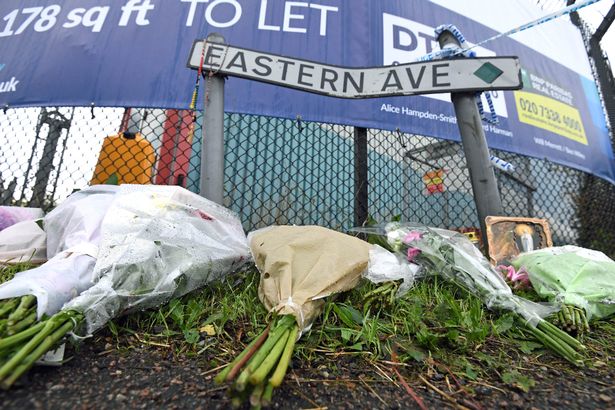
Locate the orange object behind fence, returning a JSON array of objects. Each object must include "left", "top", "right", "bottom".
[
  {"left": 90, "top": 132, "right": 155, "bottom": 185},
  {"left": 422, "top": 169, "right": 445, "bottom": 195}
]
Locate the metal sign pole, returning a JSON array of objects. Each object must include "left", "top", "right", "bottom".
[
  {"left": 354, "top": 127, "right": 368, "bottom": 227},
  {"left": 200, "top": 33, "right": 226, "bottom": 204},
  {"left": 437, "top": 29, "right": 503, "bottom": 246}
]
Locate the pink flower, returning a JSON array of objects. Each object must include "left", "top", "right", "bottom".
[
  {"left": 498, "top": 265, "right": 515, "bottom": 280},
  {"left": 403, "top": 231, "right": 423, "bottom": 244},
  {"left": 193, "top": 209, "right": 214, "bottom": 221},
  {"left": 511, "top": 268, "right": 531, "bottom": 289},
  {"left": 498, "top": 265, "right": 531, "bottom": 290},
  {"left": 407, "top": 247, "right": 421, "bottom": 262}
]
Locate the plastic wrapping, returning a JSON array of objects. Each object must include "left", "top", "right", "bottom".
[
  {"left": 0, "top": 249, "right": 97, "bottom": 318},
  {"left": 513, "top": 246, "right": 615, "bottom": 320},
  {"left": 353, "top": 222, "right": 556, "bottom": 326},
  {"left": 0, "top": 206, "right": 43, "bottom": 232},
  {"left": 0, "top": 186, "right": 116, "bottom": 317},
  {"left": 44, "top": 185, "right": 118, "bottom": 258},
  {"left": 0, "top": 220, "right": 46, "bottom": 264},
  {"left": 365, "top": 244, "right": 420, "bottom": 297},
  {"left": 64, "top": 185, "right": 250, "bottom": 335}
]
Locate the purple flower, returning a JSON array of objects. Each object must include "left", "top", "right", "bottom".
[
  {"left": 407, "top": 247, "right": 421, "bottom": 262},
  {"left": 403, "top": 231, "right": 423, "bottom": 244}
]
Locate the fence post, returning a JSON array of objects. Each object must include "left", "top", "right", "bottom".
[
  {"left": 200, "top": 33, "right": 226, "bottom": 205},
  {"left": 437, "top": 29, "right": 503, "bottom": 246},
  {"left": 354, "top": 127, "right": 368, "bottom": 227}
]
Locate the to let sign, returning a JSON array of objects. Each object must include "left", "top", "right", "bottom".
[{"left": 188, "top": 40, "right": 522, "bottom": 99}]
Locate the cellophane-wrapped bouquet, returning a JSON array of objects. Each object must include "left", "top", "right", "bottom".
[
  {"left": 0, "top": 185, "right": 250, "bottom": 388},
  {"left": 354, "top": 222, "right": 586, "bottom": 365}
]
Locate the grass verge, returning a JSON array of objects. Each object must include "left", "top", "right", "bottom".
[
  {"left": 105, "top": 266, "right": 615, "bottom": 394},
  {"left": 2, "top": 261, "right": 614, "bottom": 397}
]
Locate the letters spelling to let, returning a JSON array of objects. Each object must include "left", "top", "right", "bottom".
[{"left": 181, "top": 0, "right": 339, "bottom": 36}]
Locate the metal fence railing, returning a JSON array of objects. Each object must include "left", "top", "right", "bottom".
[{"left": 1, "top": 106, "right": 614, "bottom": 258}]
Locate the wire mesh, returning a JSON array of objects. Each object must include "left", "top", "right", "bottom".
[{"left": 1, "top": 106, "right": 613, "bottom": 258}]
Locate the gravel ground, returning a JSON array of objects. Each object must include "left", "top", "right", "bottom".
[{"left": 1, "top": 333, "right": 614, "bottom": 410}]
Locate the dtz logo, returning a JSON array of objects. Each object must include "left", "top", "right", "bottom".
[
  {"left": 383, "top": 14, "right": 439, "bottom": 65},
  {"left": 382, "top": 13, "right": 508, "bottom": 117}
]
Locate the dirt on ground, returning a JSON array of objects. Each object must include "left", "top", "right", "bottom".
[{"left": 1, "top": 331, "right": 614, "bottom": 410}]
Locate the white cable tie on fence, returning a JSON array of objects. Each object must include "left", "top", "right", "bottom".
[{"left": 490, "top": 155, "right": 516, "bottom": 173}]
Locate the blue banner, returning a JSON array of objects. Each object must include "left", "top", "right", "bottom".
[{"left": 0, "top": 0, "right": 613, "bottom": 183}]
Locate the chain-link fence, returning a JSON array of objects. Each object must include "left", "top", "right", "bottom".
[{"left": 1, "top": 106, "right": 613, "bottom": 257}]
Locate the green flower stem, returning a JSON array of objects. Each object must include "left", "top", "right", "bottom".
[
  {"left": 538, "top": 320, "right": 585, "bottom": 350},
  {"left": 0, "top": 321, "right": 45, "bottom": 351},
  {"left": 563, "top": 305, "right": 572, "bottom": 324},
  {"left": 7, "top": 296, "right": 36, "bottom": 325},
  {"left": 269, "top": 325, "right": 298, "bottom": 387},
  {"left": 248, "top": 328, "right": 290, "bottom": 386},
  {"left": 574, "top": 310, "right": 582, "bottom": 331},
  {"left": 1, "top": 319, "right": 74, "bottom": 389},
  {"left": 215, "top": 324, "right": 270, "bottom": 384},
  {"left": 0, "top": 299, "right": 19, "bottom": 318},
  {"left": 235, "top": 316, "right": 294, "bottom": 391},
  {"left": 581, "top": 310, "right": 590, "bottom": 332},
  {"left": 261, "top": 383, "right": 274, "bottom": 407},
  {"left": 541, "top": 328, "right": 581, "bottom": 361},
  {"left": 526, "top": 323, "right": 581, "bottom": 365},
  {"left": 249, "top": 383, "right": 265, "bottom": 408},
  {"left": 7, "top": 311, "right": 37, "bottom": 336},
  {"left": 0, "top": 315, "right": 68, "bottom": 381}
]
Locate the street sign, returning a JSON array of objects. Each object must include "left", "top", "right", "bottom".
[{"left": 188, "top": 40, "right": 522, "bottom": 99}]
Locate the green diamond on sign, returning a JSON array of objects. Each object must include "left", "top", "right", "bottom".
[{"left": 474, "top": 62, "right": 504, "bottom": 84}]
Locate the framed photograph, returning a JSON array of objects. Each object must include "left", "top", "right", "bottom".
[{"left": 485, "top": 216, "right": 553, "bottom": 266}]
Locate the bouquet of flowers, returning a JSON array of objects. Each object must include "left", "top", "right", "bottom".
[
  {"left": 0, "top": 186, "right": 116, "bottom": 338},
  {"left": 0, "top": 185, "right": 250, "bottom": 388},
  {"left": 216, "top": 225, "right": 373, "bottom": 407},
  {"left": 513, "top": 245, "right": 615, "bottom": 333},
  {"left": 355, "top": 222, "right": 586, "bottom": 365}
]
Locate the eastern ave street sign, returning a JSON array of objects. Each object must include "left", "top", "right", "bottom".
[{"left": 188, "top": 40, "right": 522, "bottom": 99}]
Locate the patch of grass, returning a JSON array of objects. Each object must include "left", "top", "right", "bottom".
[
  {"left": 4, "top": 258, "right": 615, "bottom": 393},
  {"left": 110, "top": 266, "right": 268, "bottom": 361},
  {"left": 105, "top": 270, "right": 505, "bottom": 374},
  {"left": 109, "top": 265, "right": 615, "bottom": 390},
  {"left": 583, "top": 320, "right": 615, "bottom": 369}
]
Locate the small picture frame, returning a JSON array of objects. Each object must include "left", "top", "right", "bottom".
[{"left": 485, "top": 216, "right": 553, "bottom": 266}]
